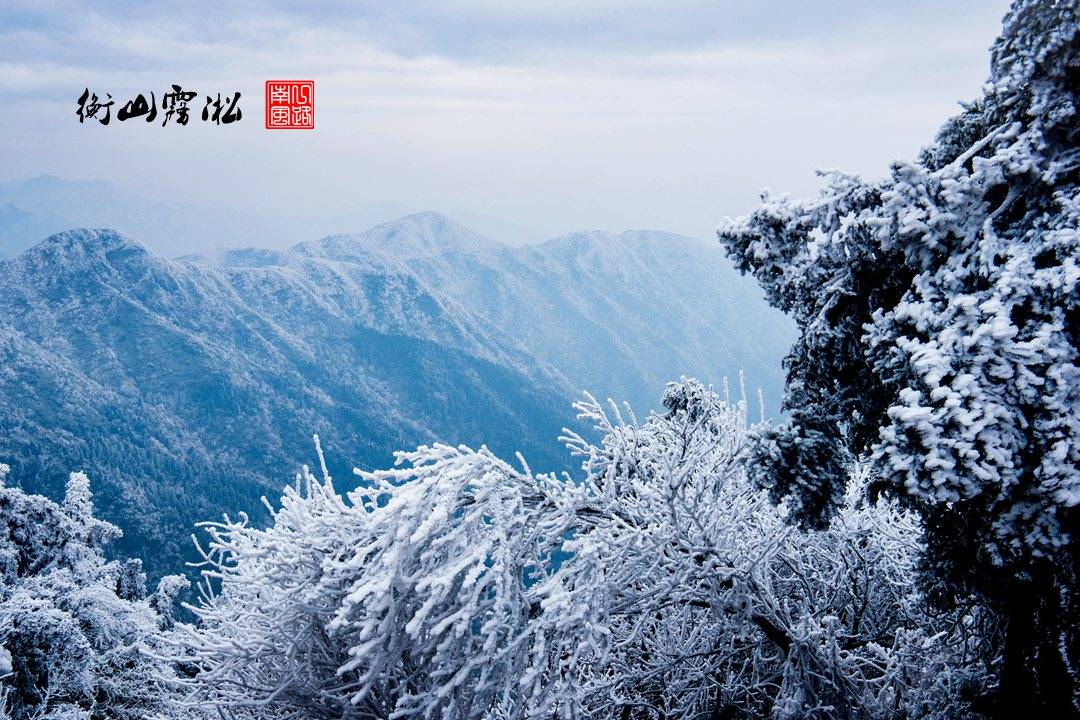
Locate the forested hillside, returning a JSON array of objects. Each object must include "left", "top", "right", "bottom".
[{"left": 0, "top": 219, "right": 789, "bottom": 578}]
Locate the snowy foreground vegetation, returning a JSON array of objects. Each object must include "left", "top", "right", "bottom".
[
  {"left": 1, "top": 0, "right": 1077, "bottom": 717},
  {"left": 717, "top": 0, "right": 1079, "bottom": 714},
  {"left": 0, "top": 464, "right": 187, "bottom": 720},
  {"left": 0, "top": 384, "right": 994, "bottom": 719}
]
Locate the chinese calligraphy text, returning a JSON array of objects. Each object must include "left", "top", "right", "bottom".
[{"left": 76, "top": 87, "right": 242, "bottom": 126}]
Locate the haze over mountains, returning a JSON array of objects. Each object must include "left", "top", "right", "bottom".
[
  {"left": 0, "top": 192, "right": 793, "bottom": 578},
  {"left": 0, "top": 175, "right": 538, "bottom": 258}
]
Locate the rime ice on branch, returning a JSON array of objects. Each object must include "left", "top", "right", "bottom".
[
  {"left": 0, "top": 469, "right": 188, "bottom": 720},
  {"left": 171, "top": 381, "right": 988, "bottom": 719},
  {"left": 717, "top": 0, "right": 1079, "bottom": 712}
]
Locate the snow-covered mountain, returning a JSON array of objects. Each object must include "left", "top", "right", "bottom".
[
  {"left": 293, "top": 211, "right": 504, "bottom": 261},
  {"left": 0, "top": 226, "right": 572, "bottom": 575},
  {"left": 0, "top": 214, "right": 792, "bottom": 578},
  {"left": 307, "top": 217, "right": 794, "bottom": 414}
]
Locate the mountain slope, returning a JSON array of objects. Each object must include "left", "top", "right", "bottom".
[
  {"left": 0, "top": 228, "right": 573, "bottom": 576},
  {"left": 0, "top": 215, "right": 794, "bottom": 580},
  {"left": 307, "top": 224, "right": 795, "bottom": 414}
]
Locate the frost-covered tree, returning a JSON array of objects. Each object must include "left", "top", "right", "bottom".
[
  {"left": 543, "top": 383, "right": 989, "bottom": 719},
  {"left": 0, "top": 463, "right": 189, "bottom": 720},
  {"left": 169, "top": 435, "right": 578, "bottom": 719},
  {"left": 172, "top": 382, "right": 988, "bottom": 719},
  {"left": 716, "top": 1, "right": 1079, "bottom": 713}
]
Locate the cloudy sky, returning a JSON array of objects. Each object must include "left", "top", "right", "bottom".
[{"left": 1, "top": 1, "right": 1012, "bottom": 243}]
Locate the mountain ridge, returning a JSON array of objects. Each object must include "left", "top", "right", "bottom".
[
  {"left": 0, "top": 176, "right": 540, "bottom": 258},
  {"left": 0, "top": 227, "right": 577, "bottom": 577},
  {"left": 294, "top": 211, "right": 506, "bottom": 261},
  {"left": 0, "top": 217, "right": 793, "bottom": 581}
]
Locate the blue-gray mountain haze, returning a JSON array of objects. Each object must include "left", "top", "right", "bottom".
[{"left": 0, "top": 198, "right": 793, "bottom": 578}]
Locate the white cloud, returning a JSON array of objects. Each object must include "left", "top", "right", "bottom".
[{"left": 0, "top": 1, "right": 1011, "bottom": 244}]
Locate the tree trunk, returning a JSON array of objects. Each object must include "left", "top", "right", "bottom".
[{"left": 994, "top": 579, "right": 1078, "bottom": 718}]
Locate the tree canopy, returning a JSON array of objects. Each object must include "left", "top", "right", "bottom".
[{"left": 717, "top": 0, "right": 1079, "bottom": 712}]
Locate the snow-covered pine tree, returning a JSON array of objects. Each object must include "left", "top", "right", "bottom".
[
  {"left": 717, "top": 1, "right": 1079, "bottom": 713},
  {"left": 172, "top": 382, "right": 988, "bottom": 719},
  {"left": 0, "top": 464, "right": 190, "bottom": 720}
]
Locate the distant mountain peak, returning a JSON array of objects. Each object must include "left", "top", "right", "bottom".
[
  {"left": 38, "top": 226, "right": 140, "bottom": 250},
  {"left": 297, "top": 211, "right": 504, "bottom": 262},
  {"left": 398, "top": 210, "right": 465, "bottom": 229},
  {"left": 7, "top": 228, "right": 151, "bottom": 274},
  {"left": 532, "top": 229, "right": 710, "bottom": 258},
  {"left": 359, "top": 211, "right": 505, "bottom": 256},
  {"left": 7, "top": 174, "right": 116, "bottom": 195},
  {"left": 22, "top": 173, "right": 62, "bottom": 185}
]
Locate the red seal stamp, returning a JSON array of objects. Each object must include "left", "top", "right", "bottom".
[{"left": 265, "top": 80, "right": 314, "bottom": 130}]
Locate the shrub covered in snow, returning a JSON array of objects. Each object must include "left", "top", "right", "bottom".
[
  {"left": 0, "top": 464, "right": 189, "bottom": 720},
  {"left": 170, "top": 381, "right": 989, "bottom": 719}
]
